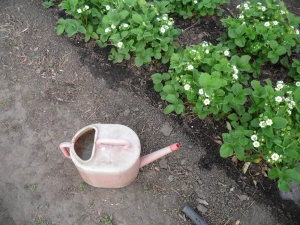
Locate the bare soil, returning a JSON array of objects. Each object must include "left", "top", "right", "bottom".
[{"left": 1, "top": 0, "right": 300, "bottom": 225}]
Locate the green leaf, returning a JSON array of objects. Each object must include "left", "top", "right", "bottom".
[
  {"left": 228, "top": 113, "right": 238, "bottom": 121},
  {"left": 235, "top": 37, "right": 245, "bottom": 47},
  {"left": 285, "top": 150, "right": 299, "bottom": 159},
  {"left": 154, "top": 83, "right": 163, "bottom": 92},
  {"left": 231, "top": 83, "right": 243, "bottom": 95},
  {"left": 91, "top": 32, "right": 98, "bottom": 39},
  {"left": 268, "top": 168, "right": 279, "bottom": 179},
  {"left": 131, "top": 28, "right": 143, "bottom": 36},
  {"left": 166, "top": 94, "right": 178, "bottom": 104},
  {"left": 294, "top": 88, "right": 300, "bottom": 103},
  {"left": 163, "top": 84, "right": 175, "bottom": 94},
  {"left": 84, "top": 34, "right": 91, "bottom": 42},
  {"left": 240, "top": 113, "right": 252, "bottom": 123},
  {"left": 197, "top": 73, "right": 210, "bottom": 87},
  {"left": 234, "top": 143, "right": 244, "bottom": 160},
  {"left": 132, "top": 14, "right": 143, "bottom": 24},
  {"left": 272, "top": 117, "right": 288, "bottom": 129},
  {"left": 151, "top": 73, "right": 162, "bottom": 83},
  {"left": 228, "top": 29, "right": 237, "bottom": 38},
  {"left": 65, "top": 26, "right": 77, "bottom": 37},
  {"left": 119, "top": 10, "right": 129, "bottom": 20},
  {"left": 222, "top": 133, "right": 234, "bottom": 144},
  {"left": 77, "top": 26, "right": 86, "bottom": 34},
  {"left": 268, "top": 52, "right": 279, "bottom": 64},
  {"left": 285, "top": 169, "right": 300, "bottom": 184},
  {"left": 210, "top": 78, "right": 223, "bottom": 89},
  {"left": 278, "top": 177, "right": 290, "bottom": 192},
  {"left": 56, "top": 25, "right": 65, "bottom": 35},
  {"left": 164, "top": 104, "right": 175, "bottom": 114},
  {"left": 235, "top": 25, "right": 246, "bottom": 36},
  {"left": 269, "top": 40, "right": 278, "bottom": 49},
  {"left": 134, "top": 56, "right": 144, "bottom": 67},
  {"left": 162, "top": 74, "right": 171, "bottom": 82},
  {"left": 220, "top": 143, "right": 233, "bottom": 157},
  {"left": 215, "top": 89, "right": 225, "bottom": 96},
  {"left": 175, "top": 104, "right": 185, "bottom": 114},
  {"left": 263, "top": 125, "right": 274, "bottom": 138},
  {"left": 238, "top": 136, "right": 249, "bottom": 146},
  {"left": 275, "top": 46, "right": 287, "bottom": 56}
]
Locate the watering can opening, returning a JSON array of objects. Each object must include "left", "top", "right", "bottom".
[{"left": 74, "top": 127, "right": 96, "bottom": 161}]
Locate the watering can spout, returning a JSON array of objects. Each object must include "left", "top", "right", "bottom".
[{"left": 139, "top": 143, "right": 180, "bottom": 168}]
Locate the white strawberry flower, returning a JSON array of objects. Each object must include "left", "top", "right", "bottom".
[
  {"left": 117, "top": 42, "right": 123, "bottom": 48},
  {"left": 259, "top": 121, "right": 266, "bottom": 128},
  {"left": 266, "top": 119, "right": 273, "bottom": 126},
  {"left": 253, "top": 141, "right": 260, "bottom": 148},
  {"left": 203, "top": 98, "right": 210, "bottom": 105},
  {"left": 276, "top": 83, "right": 284, "bottom": 90},
  {"left": 271, "top": 153, "right": 279, "bottom": 161},
  {"left": 187, "top": 65, "right": 194, "bottom": 70},
  {"left": 251, "top": 134, "right": 258, "bottom": 141},
  {"left": 275, "top": 96, "right": 282, "bottom": 103},
  {"left": 184, "top": 84, "right": 191, "bottom": 91},
  {"left": 232, "top": 74, "right": 238, "bottom": 80}
]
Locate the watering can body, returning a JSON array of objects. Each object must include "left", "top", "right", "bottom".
[{"left": 60, "top": 124, "right": 180, "bottom": 188}]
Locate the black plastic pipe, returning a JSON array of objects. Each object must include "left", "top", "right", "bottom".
[{"left": 182, "top": 205, "right": 208, "bottom": 225}]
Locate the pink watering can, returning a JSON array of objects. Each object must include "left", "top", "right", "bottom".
[{"left": 60, "top": 124, "right": 180, "bottom": 188}]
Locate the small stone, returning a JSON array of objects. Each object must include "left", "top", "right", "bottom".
[
  {"left": 168, "top": 175, "right": 174, "bottom": 182},
  {"left": 159, "top": 122, "right": 173, "bottom": 136},
  {"left": 181, "top": 183, "right": 189, "bottom": 191},
  {"left": 159, "top": 158, "right": 168, "bottom": 169},
  {"left": 195, "top": 188, "right": 207, "bottom": 199},
  {"left": 196, "top": 204, "right": 207, "bottom": 213},
  {"left": 123, "top": 109, "right": 130, "bottom": 116},
  {"left": 237, "top": 194, "right": 249, "bottom": 201},
  {"left": 132, "top": 107, "right": 139, "bottom": 112},
  {"left": 196, "top": 198, "right": 208, "bottom": 206},
  {"left": 180, "top": 159, "right": 187, "bottom": 165},
  {"left": 197, "top": 180, "right": 203, "bottom": 185}
]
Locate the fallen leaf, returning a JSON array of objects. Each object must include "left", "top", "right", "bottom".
[
  {"left": 242, "top": 162, "right": 251, "bottom": 174},
  {"left": 253, "top": 180, "right": 257, "bottom": 186},
  {"left": 214, "top": 139, "right": 223, "bottom": 145},
  {"left": 261, "top": 166, "right": 268, "bottom": 177},
  {"left": 232, "top": 155, "right": 238, "bottom": 165}
]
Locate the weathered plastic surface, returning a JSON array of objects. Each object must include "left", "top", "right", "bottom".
[{"left": 60, "top": 124, "right": 180, "bottom": 188}]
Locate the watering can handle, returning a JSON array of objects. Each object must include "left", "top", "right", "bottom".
[
  {"left": 96, "top": 139, "right": 131, "bottom": 149},
  {"left": 60, "top": 142, "right": 72, "bottom": 158}
]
